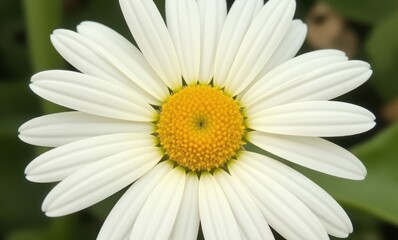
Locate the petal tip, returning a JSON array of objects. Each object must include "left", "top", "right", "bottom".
[
  {"left": 346, "top": 162, "right": 367, "bottom": 180},
  {"left": 44, "top": 209, "right": 59, "bottom": 218},
  {"left": 18, "top": 133, "right": 30, "bottom": 145},
  {"left": 30, "top": 73, "right": 41, "bottom": 82},
  {"left": 52, "top": 29, "right": 69, "bottom": 37},
  {"left": 24, "top": 163, "right": 33, "bottom": 175},
  {"left": 25, "top": 174, "right": 39, "bottom": 183}
]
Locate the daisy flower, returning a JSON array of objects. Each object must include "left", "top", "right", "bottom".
[{"left": 19, "top": 0, "right": 375, "bottom": 239}]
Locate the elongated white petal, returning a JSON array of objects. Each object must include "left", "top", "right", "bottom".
[
  {"left": 237, "top": 20, "right": 307, "bottom": 99},
  {"left": 248, "top": 101, "right": 376, "bottom": 137},
  {"left": 229, "top": 160, "right": 329, "bottom": 240},
  {"left": 50, "top": 30, "right": 126, "bottom": 88},
  {"left": 240, "top": 151, "right": 353, "bottom": 238},
  {"left": 18, "top": 112, "right": 154, "bottom": 147},
  {"left": 213, "top": 0, "right": 263, "bottom": 88},
  {"left": 76, "top": 22, "right": 170, "bottom": 102},
  {"left": 246, "top": 131, "right": 367, "bottom": 180},
  {"left": 214, "top": 169, "right": 275, "bottom": 240},
  {"left": 199, "top": 171, "right": 241, "bottom": 240},
  {"left": 240, "top": 49, "right": 348, "bottom": 107},
  {"left": 131, "top": 167, "right": 186, "bottom": 239},
  {"left": 246, "top": 61, "right": 372, "bottom": 114},
  {"left": 30, "top": 70, "right": 157, "bottom": 122},
  {"left": 169, "top": 172, "right": 200, "bottom": 240},
  {"left": 76, "top": 21, "right": 149, "bottom": 70},
  {"left": 197, "top": 0, "right": 227, "bottom": 84},
  {"left": 120, "top": 0, "right": 182, "bottom": 91},
  {"left": 254, "top": 19, "right": 307, "bottom": 82},
  {"left": 25, "top": 133, "right": 157, "bottom": 183},
  {"left": 42, "top": 146, "right": 163, "bottom": 217},
  {"left": 97, "top": 161, "right": 173, "bottom": 240},
  {"left": 224, "top": 0, "right": 295, "bottom": 96},
  {"left": 166, "top": 0, "right": 200, "bottom": 85},
  {"left": 51, "top": 29, "right": 160, "bottom": 105}
]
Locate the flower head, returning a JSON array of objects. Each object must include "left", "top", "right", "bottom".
[{"left": 19, "top": 0, "right": 375, "bottom": 239}]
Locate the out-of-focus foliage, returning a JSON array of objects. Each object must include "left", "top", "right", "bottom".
[
  {"left": 1, "top": 0, "right": 397, "bottom": 239},
  {"left": 366, "top": 12, "right": 398, "bottom": 103},
  {"left": 316, "top": 0, "right": 398, "bottom": 105},
  {"left": 319, "top": 0, "right": 398, "bottom": 24}
]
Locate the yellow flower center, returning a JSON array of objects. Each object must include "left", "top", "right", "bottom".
[{"left": 157, "top": 85, "right": 245, "bottom": 172}]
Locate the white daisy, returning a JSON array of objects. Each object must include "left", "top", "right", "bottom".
[{"left": 19, "top": 0, "right": 375, "bottom": 239}]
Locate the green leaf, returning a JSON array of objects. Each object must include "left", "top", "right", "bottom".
[
  {"left": 23, "top": 0, "right": 66, "bottom": 114},
  {"left": 0, "top": 81, "right": 46, "bottom": 232},
  {"left": 0, "top": 81, "right": 40, "bottom": 137},
  {"left": 6, "top": 216, "right": 92, "bottom": 240},
  {"left": 339, "top": 208, "right": 383, "bottom": 240},
  {"left": 0, "top": 1, "right": 30, "bottom": 78},
  {"left": 6, "top": 229, "right": 45, "bottom": 240},
  {"left": 366, "top": 12, "right": 398, "bottom": 102},
  {"left": 302, "top": 123, "right": 398, "bottom": 225},
  {"left": 318, "top": 0, "right": 398, "bottom": 24},
  {"left": 23, "top": 0, "right": 64, "bottom": 72}
]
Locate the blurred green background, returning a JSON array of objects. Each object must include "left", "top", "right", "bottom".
[{"left": 1, "top": 0, "right": 398, "bottom": 239}]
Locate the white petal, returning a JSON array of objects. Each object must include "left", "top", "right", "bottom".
[
  {"left": 131, "top": 167, "right": 186, "bottom": 240},
  {"left": 76, "top": 22, "right": 170, "bottom": 102},
  {"left": 214, "top": 169, "right": 275, "bottom": 240},
  {"left": 240, "top": 49, "right": 348, "bottom": 107},
  {"left": 236, "top": 20, "right": 307, "bottom": 99},
  {"left": 224, "top": 0, "right": 296, "bottom": 96},
  {"left": 246, "top": 60, "right": 372, "bottom": 114},
  {"left": 169, "top": 172, "right": 200, "bottom": 240},
  {"left": 246, "top": 131, "right": 367, "bottom": 180},
  {"left": 51, "top": 29, "right": 160, "bottom": 105},
  {"left": 248, "top": 101, "right": 376, "bottom": 137},
  {"left": 25, "top": 133, "right": 157, "bottom": 183},
  {"left": 240, "top": 151, "right": 353, "bottom": 238},
  {"left": 76, "top": 21, "right": 148, "bottom": 70},
  {"left": 18, "top": 112, "right": 154, "bottom": 147},
  {"left": 199, "top": 171, "right": 241, "bottom": 240},
  {"left": 254, "top": 19, "right": 307, "bottom": 82},
  {"left": 197, "top": 0, "right": 227, "bottom": 84},
  {"left": 166, "top": 0, "right": 200, "bottom": 85},
  {"left": 30, "top": 70, "right": 157, "bottom": 122},
  {"left": 120, "top": 0, "right": 182, "bottom": 91},
  {"left": 97, "top": 161, "right": 173, "bottom": 240},
  {"left": 229, "top": 160, "right": 329, "bottom": 240},
  {"left": 42, "top": 146, "right": 163, "bottom": 217},
  {"left": 213, "top": 0, "right": 263, "bottom": 88}
]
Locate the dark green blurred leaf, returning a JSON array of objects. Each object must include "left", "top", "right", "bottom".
[
  {"left": 0, "top": 19, "right": 30, "bottom": 78},
  {"left": 23, "top": 0, "right": 67, "bottom": 114},
  {"left": 0, "top": 80, "right": 47, "bottom": 231},
  {"left": 6, "top": 229, "right": 45, "bottom": 240},
  {"left": 0, "top": 1, "right": 30, "bottom": 78},
  {"left": 318, "top": 0, "right": 398, "bottom": 24},
  {"left": 0, "top": 135, "right": 48, "bottom": 230},
  {"left": 6, "top": 216, "right": 91, "bottom": 240},
  {"left": 366, "top": 12, "right": 398, "bottom": 102},
  {"left": 0, "top": 81, "right": 39, "bottom": 137},
  {"left": 337, "top": 208, "right": 383, "bottom": 240},
  {"left": 23, "top": 0, "right": 64, "bottom": 72},
  {"left": 45, "top": 216, "right": 81, "bottom": 240},
  {"left": 302, "top": 123, "right": 398, "bottom": 225}
]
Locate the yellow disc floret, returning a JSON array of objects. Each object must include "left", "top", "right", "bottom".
[{"left": 157, "top": 85, "right": 245, "bottom": 172}]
